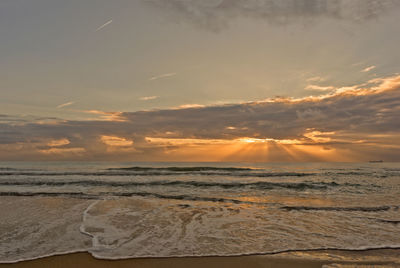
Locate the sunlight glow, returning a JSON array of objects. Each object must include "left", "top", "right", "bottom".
[
  {"left": 84, "top": 110, "right": 126, "bottom": 121},
  {"left": 303, "top": 131, "right": 335, "bottom": 143},
  {"left": 237, "top": 137, "right": 303, "bottom": 145},
  {"left": 143, "top": 132, "right": 345, "bottom": 162}
]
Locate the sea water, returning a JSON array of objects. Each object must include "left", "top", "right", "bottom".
[{"left": 0, "top": 162, "right": 399, "bottom": 262}]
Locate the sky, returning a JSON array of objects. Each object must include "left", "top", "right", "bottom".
[{"left": 1, "top": 0, "right": 400, "bottom": 161}]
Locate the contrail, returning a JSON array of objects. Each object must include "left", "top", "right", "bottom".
[
  {"left": 57, "top": 101, "right": 74, "bottom": 109},
  {"left": 361, "top": 65, "right": 376, "bottom": 72},
  {"left": 95, "top": 19, "right": 113, "bottom": 32},
  {"left": 149, "top": 72, "right": 177, "bottom": 81},
  {"left": 140, "top": 96, "right": 159, "bottom": 101}
]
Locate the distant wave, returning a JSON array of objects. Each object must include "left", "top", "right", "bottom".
[
  {"left": 1, "top": 165, "right": 398, "bottom": 178},
  {"left": 2, "top": 191, "right": 398, "bottom": 213},
  {"left": 0, "top": 191, "right": 258, "bottom": 204},
  {"left": 281, "top": 205, "right": 398, "bottom": 212},
  {"left": 354, "top": 216, "right": 400, "bottom": 225},
  {"left": 0, "top": 191, "right": 98, "bottom": 199},
  {"left": 0, "top": 179, "right": 353, "bottom": 190},
  {"left": 0, "top": 171, "right": 314, "bottom": 177},
  {"left": 0, "top": 167, "right": 17, "bottom": 171},
  {"left": 375, "top": 219, "right": 400, "bottom": 224},
  {"left": 0, "top": 167, "right": 41, "bottom": 171},
  {"left": 383, "top": 168, "right": 400, "bottom": 171},
  {"left": 107, "top": 166, "right": 255, "bottom": 171}
]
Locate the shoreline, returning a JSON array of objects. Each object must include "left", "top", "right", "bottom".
[{"left": 1, "top": 249, "right": 399, "bottom": 268}]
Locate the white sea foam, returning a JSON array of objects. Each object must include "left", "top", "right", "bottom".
[
  {"left": 80, "top": 197, "right": 400, "bottom": 259},
  {"left": 0, "top": 197, "right": 92, "bottom": 263}
]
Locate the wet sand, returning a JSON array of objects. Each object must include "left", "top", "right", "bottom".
[{"left": 1, "top": 249, "right": 399, "bottom": 268}]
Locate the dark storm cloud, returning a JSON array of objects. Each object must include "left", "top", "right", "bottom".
[{"left": 145, "top": 0, "right": 400, "bottom": 31}]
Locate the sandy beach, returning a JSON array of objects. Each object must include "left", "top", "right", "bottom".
[{"left": 1, "top": 249, "right": 399, "bottom": 268}]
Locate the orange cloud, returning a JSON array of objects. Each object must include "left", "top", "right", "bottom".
[
  {"left": 39, "top": 147, "right": 86, "bottom": 154},
  {"left": 305, "top": 85, "right": 335, "bottom": 91},
  {"left": 47, "top": 138, "right": 70, "bottom": 147},
  {"left": 173, "top": 104, "right": 206, "bottom": 109},
  {"left": 261, "top": 74, "right": 400, "bottom": 104},
  {"left": 303, "top": 130, "right": 334, "bottom": 143},
  {"left": 101, "top": 135, "right": 134, "bottom": 146},
  {"left": 84, "top": 110, "right": 127, "bottom": 121},
  {"left": 146, "top": 130, "right": 335, "bottom": 149}
]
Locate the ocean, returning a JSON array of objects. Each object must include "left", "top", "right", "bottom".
[{"left": 0, "top": 162, "right": 399, "bottom": 263}]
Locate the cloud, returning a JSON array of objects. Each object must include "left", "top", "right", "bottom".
[
  {"left": 0, "top": 114, "right": 61, "bottom": 125},
  {"left": 57, "top": 101, "right": 74, "bottom": 109},
  {"left": 84, "top": 110, "right": 127, "bottom": 121},
  {"left": 305, "top": 84, "right": 335, "bottom": 91},
  {"left": 47, "top": 138, "right": 70, "bottom": 147},
  {"left": 149, "top": 72, "right": 177, "bottom": 81},
  {"left": 0, "top": 74, "right": 399, "bottom": 161},
  {"left": 145, "top": 0, "right": 400, "bottom": 31},
  {"left": 139, "top": 96, "right": 159, "bottom": 101},
  {"left": 39, "top": 147, "right": 86, "bottom": 155},
  {"left": 174, "top": 104, "right": 205, "bottom": 109},
  {"left": 101, "top": 135, "right": 134, "bottom": 147},
  {"left": 361, "top": 65, "right": 376, "bottom": 72},
  {"left": 95, "top": 19, "right": 113, "bottom": 32},
  {"left": 368, "top": 74, "right": 400, "bottom": 92}
]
